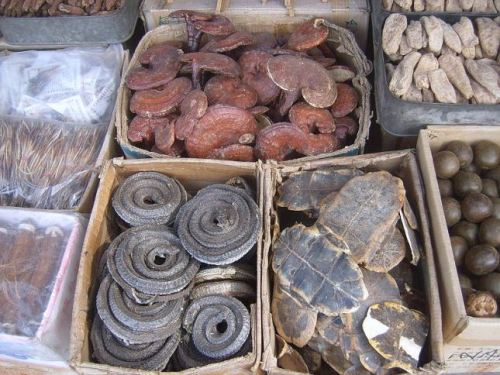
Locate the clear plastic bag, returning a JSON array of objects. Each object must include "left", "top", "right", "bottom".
[
  {"left": 0, "top": 44, "right": 123, "bottom": 124},
  {"left": 0, "top": 116, "right": 107, "bottom": 209},
  {"left": 0, "top": 208, "right": 88, "bottom": 338}
]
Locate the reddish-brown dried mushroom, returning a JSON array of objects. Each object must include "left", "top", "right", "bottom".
[
  {"left": 334, "top": 116, "right": 359, "bottom": 145},
  {"left": 243, "top": 32, "right": 278, "bottom": 52},
  {"left": 255, "top": 122, "right": 339, "bottom": 161},
  {"left": 286, "top": 19, "right": 329, "bottom": 52},
  {"left": 130, "top": 77, "right": 192, "bottom": 118},
  {"left": 204, "top": 76, "right": 258, "bottom": 109},
  {"left": 169, "top": 10, "right": 213, "bottom": 52},
  {"left": 200, "top": 31, "right": 255, "bottom": 53},
  {"left": 127, "top": 116, "right": 171, "bottom": 146},
  {"left": 192, "top": 14, "right": 236, "bottom": 38},
  {"left": 208, "top": 144, "right": 255, "bottom": 162},
  {"left": 328, "top": 65, "right": 356, "bottom": 83},
  {"left": 175, "top": 89, "right": 208, "bottom": 141},
  {"left": 277, "top": 89, "right": 301, "bottom": 117},
  {"left": 154, "top": 118, "right": 176, "bottom": 154},
  {"left": 289, "top": 102, "right": 336, "bottom": 134},
  {"left": 125, "top": 43, "right": 182, "bottom": 90},
  {"left": 239, "top": 50, "right": 280, "bottom": 105},
  {"left": 180, "top": 52, "right": 241, "bottom": 88},
  {"left": 152, "top": 140, "right": 185, "bottom": 157},
  {"left": 313, "top": 56, "right": 336, "bottom": 69},
  {"left": 330, "top": 83, "right": 359, "bottom": 118},
  {"left": 185, "top": 105, "right": 258, "bottom": 159},
  {"left": 249, "top": 106, "right": 269, "bottom": 116},
  {"left": 267, "top": 55, "right": 337, "bottom": 108}
]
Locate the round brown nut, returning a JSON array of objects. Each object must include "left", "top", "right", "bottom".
[
  {"left": 466, "top": 291, "right": 498, "bottom": 317},
  {"left": 465, "top": 244, "right": 500, "bottom": 276}
]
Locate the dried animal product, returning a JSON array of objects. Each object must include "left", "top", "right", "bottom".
[
  {"left": 267, "top": 55, "right": 337, "bottom": 108},
  {"left": 130, "top": 77, "right": 192, "bottom": 118},
  {"left": 126, "top": 43, "right": 182, "bottom": 91},
  {"left": 272, "top": 224, "right": 368, "bottom": 315},
  {"left": 429, "top": 68, "right": 457, "bottom": 103},
  {"left": 330, "top": 83, "right": 359, "bottom": 118},
  {"left": 175, "top": 184, "right": 260, "bottom": 265},
  {"left": 112, "top": 172, "right": 188, "bottom": 226},
  {"left": 288, "top": 102, "right": 336, "bottom": 133},
  {"left": 364, "top": 227, "right": 407, "bottom": 273},
  {"left": 204, "top": 76, "right": 258, "bottom": 109},
  {"left": 382, "top": 14, "right": 408, "bottom": 56},
  {"left": 106, "top": 225, "right": 200, "bottom": 302},
  {"left": 277, "top": 168, "right": 364, "bottom": 213},
  {"left": 239, "top": 50, "right": 280, "bottom": 105},
  {"left": 362, "top": 301, "right": 429, "bottom": 373},
  {"left": 91, "top": 317, "right": 180, "bottom": 370},
  {"left": 175, "top": 89, "right": 208, "bottom": 141},
  {"left": 389, "top": 51, "right": 422, "bottom": 97},
  {"left": 182, "top": 295, "right": 250, "bottom": 359},
  {"left": 272, "top": 281, "right": 317, "bottom": 347},
  {"left": 317, "top": 172, "right": 405, "bottom": 264},
  {"left": 286, "top": 19, "right": 329, "bottom": 52},
  {"left": 185, "top": 105, "right": 258, "bottom": 159}
]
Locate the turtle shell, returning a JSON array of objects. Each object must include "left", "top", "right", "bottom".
[
  {"left": 307, "top": 331, "right": 352, "bottom": 374},
  {"left": 362, "top": 301, "right": 429, "bottom": 373},
  {"left": 365, "top": 227, "right": 406, "bottom": 273},
  {"left": 272, "top": 280, "right": 317, "bottom": 348},
  {"left": 272, "top": 224, "right": 367, "bottom": 316},
  {"left": 277, "top": 168, "right": 364, "bottom": 213},
  {"left": 317, "top": 171, "right": 405, "bottom": 264},
  {"left": 275, "top": 335, "right": 309, "bottom": 372}
]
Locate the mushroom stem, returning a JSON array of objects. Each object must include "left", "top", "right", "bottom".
[
  {"left": 187, "top": 24, "right": 203, "bottom": 52},
  {"left": 192, "top": 62, "right": 202, "bottom": 89}
]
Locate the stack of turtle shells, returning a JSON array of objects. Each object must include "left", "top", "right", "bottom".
[
  {"left": 272, "top": 168, "right": 430, "bottom": 374},
  {"left": 433, "top": 140, "right": 500, "bottom": 318},
  {"left": 90, "top": 172, "right": 261, "bottom": 371},
  {"left": 125, "top": 12, "right": 363, "bottom": 162}
]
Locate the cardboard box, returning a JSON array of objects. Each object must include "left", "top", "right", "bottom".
[
  {"left": 69, "top": 158, "right": 264, "bottom": 374},
  {"left": 260, "top": 150, "right": 445, "bottom": 374},
  {"left": 140, "top": 0, "right": 370, "bottom": 51},
  {"left": 117, "top": 20, "right": 371, "bottom": 162},
  {"left": 417, "top": 126, "right": 500, "bottom": 373}
]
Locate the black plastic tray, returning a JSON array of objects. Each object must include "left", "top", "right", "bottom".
[
  {"left": 0, "top": 0, "right": 140, "bottom": 46},
  {"left": 372, "top": 10, "right": 500, "bottom": 137}
]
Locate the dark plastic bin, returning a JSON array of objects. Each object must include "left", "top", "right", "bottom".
[
  {"left": 0, "top": 0, "right": 140, "bottom": 46},
  {"left": 372, "top": 11, "right": 500, "bottom": 137}
]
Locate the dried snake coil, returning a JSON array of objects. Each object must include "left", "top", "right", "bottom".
[
  {"left": 91, "top": 316, "right": 180, "bottom": 370},
  {"left": 182, "top": 295, "right": 251, "bottom": 360},
  {"left": 112, "top": 172, "right": 188, "bottom": 227},
  {"left": 106, "top": 225, "right": 200, "bottom": 303},
  {"left": 96, "top": 274, "right": 185, "bottom": 344},
  {"left": 175, "top": 184, "right": 260, "bottom": 265}
]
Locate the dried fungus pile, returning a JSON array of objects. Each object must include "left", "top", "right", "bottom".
[
  {"left": 272, "top": 169, "right": 430, "bottom": 374},
  {"left": 383, "top": 14, "right": 500, "bottom": 104},
  {"left": 90, "top": 172, "right": 260, "bottom": 371},
  {"left": 0, "top": 0, "right": 123, "bottom": 17},
  {"left": 382, "top": 0, "right": 500, "bottom": 12},
  {"left": 125, "top": 13, "right": 363, "bottom": 161}
]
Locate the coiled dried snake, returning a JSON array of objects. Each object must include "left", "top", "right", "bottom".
[
  {"left": 175, "top": 184, "right": 260, "bottom": 265},
  {"left": 106, "top": 224, "right": 199, "bottom": 303},
  {"left": 112, "top": 172, "right": 188, "bottom": 227}
]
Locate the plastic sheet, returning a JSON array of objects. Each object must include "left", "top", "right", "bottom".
[
  {"left": 0, "top": 44, "right": 123, "bottom": 124},
  {"left": 0, "top": 208, "right": 88, "bottom": 338},
  {"left": 0, "top": 116, "right": 106, "bottom": 209}
]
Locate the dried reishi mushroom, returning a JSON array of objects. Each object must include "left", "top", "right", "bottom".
[
  {"left": 289, "top": 102, "right": 336, "bottom": 134},
  {"left": 128, "top": 116, "right": 171, "bottom": 146},
  {"left": 154, "top": 119, "right": 176, "bottom": 155},
  {"left": 204, "top": 76, "right": 258, "bottom": 109},
  {"left": 192, "top": 14, "right": 236, "bottom": 38},
  {"left": 130, "top": 77, "right": 192, "bottom": 118},
  {"left": 277, "top": 89, "right": 301, "bottom": 117},
  {"left": 287, "top": 19, "right": 329, "bottom": 52},
  {"left": 272, "top": 224, "right": 368, "bottom": 315},
  {"left": 239, "top": 50, "right": 280, "bottom": 105},
  {"left": 200, "top": 31, "right": 255, "bottom": 53},
  {"left": 126, "top": 43, "right": 182, "bottom": 90},
  {"left": 249, "top": 106, "right": 269, "bottom": 116},
  {"left": 185, "top": 105, "right": 258, "bottom": 159},
  {"left": 267, "top": 55, "right": 337, "bottom": 108},
  {"left": 466, "top": 291, "right": 498, "bottom": 317},
  {"left": 334, "top": 116, "right": 359, "bottom": 143},
  {"left": 180, "top": 52, "right": 241, "bottom": 88},
  {"left": 208, "top": 144, "right": 255, "bottom": 162},
  {"left": 330, "top": 83, "right": 359, "bottom": 118},
  {"left": 169, "top": 10, "right": 213, "bottom": 52},
  {"left": 328, "top": 65, "right": 356, "bottom": 83},
  {"left": 175, "top": 89, "right": 208, "bottom": 141},
  {"left": 255, "top": 122, "right": 339, "bottom": 161},
  {"left": 313, "top": 56, "right": 337, "bottom": 69}
]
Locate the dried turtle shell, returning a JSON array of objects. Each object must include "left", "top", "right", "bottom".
[
  {"left": 277, "top": 168, "right": 364, "bottom": 213},
  {"left": 272, "top": 281, "right": 317, "bottom": 348},
  {"left": 364, "top": 226, "right": 406, "bottom": 273},
  {"left": 362, "top": 301, "right": 429, "bottom": 373},
  {"left": 272, "top": 224, "right": 367, "bottom": 316},
  {"left": 317, "top": 171, "right": 406, "bottom": 264},
  {"left": 275, "top": 335, "right": 309, "bottom": 372},
  {"left": 307, "top": 331, "right": 352, "bottom": 374}
]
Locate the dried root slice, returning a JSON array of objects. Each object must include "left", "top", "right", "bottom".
[
  {"left": 413, "top": 53, "right": 438, "bottom": 91},
  {"left": 317, "top": 172, "right": 405, "bottom": 264},
  {"left": 272, "top": 281, "right": 317, "bottom": 348},
  {"left": 476, "top": 18, "right": 500, "bottom": 59},
  {"left": 406, "top": 21, "right": 423, "bottom": 51},
  {"left": 421, "top": 16, "right": 444, "bottom": 55},
  {"left": 438, "top": 54, "right": 473, "bottom": 100},
  {"left": 389, "top": 51, "right": 422, "bottom": 97},
  {"left": 382, "top": 14, "right": 407, "bottom": 56},
  {"left": 272, "top": 224, "right": 367, "bottom": 316},
  {"left": 465, "top": 59, "right": 500, "bottom": 100},
  {"left": 429, "top": 68, "right": 457, "bottom": 103},
  {"left": 277, "top": 168, "right": 364, "bottom": 213},
  {"left": 365, "top": 227, "right": 406, "bottom": 273},
  {"left": 362, "top": 301, "right": 429, "bottom": 373},
  {"left": 112, "top": 172, "right": 188, "bottom": 227},
  {"left": 175, "top": 184, "right": 260, "bottom": 265}
]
